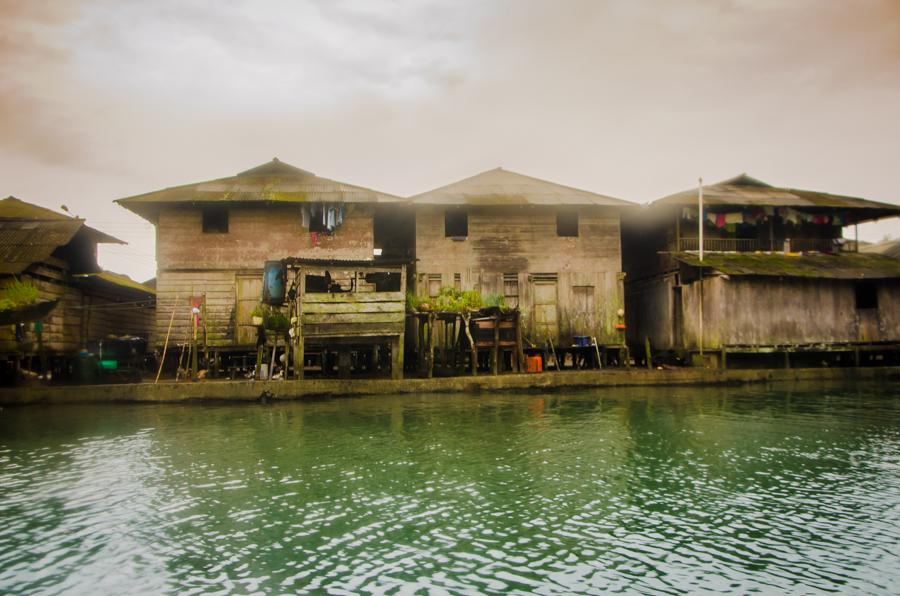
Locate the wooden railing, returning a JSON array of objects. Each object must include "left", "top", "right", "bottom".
[{"left": 678, "top": 238, "right": 854, "bottom": 253}]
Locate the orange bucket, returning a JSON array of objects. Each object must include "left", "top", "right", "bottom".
[{"left": 525, "top": 355, "right": 543, "bottom": 373}]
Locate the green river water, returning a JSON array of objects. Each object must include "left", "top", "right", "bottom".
[{"left": 1, "top": 382, "right": 899, "bottom": 594}]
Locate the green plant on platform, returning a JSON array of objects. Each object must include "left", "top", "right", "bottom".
[
  {"left": 0, "top": 277, "right": 39, "bottom": 312},
  {"left": 406, "top": 291, "right": 422, "bottom": 313},
  {"left": 264, "top": 308, "right": 290, "bottom": 332},
  {"left": 250, "top": 304, "right": 266, "bottom": 319},
  {"left": 482, "top": 292, "right": 509, "bottom": 312},
  {"left": 429, "top": 287, "right": 483, "bottom": 313}
]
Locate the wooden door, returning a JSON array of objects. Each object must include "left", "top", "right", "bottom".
[
  {"left": 532, "top": 280, "right": 559, "bottom": 343},
  {"left": 858, "top": 310, "right": 879, "bottom": 342},
  {"left": 235, "top": 273, "right": 263, "bottom": 345}
]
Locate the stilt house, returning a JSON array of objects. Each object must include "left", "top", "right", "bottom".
[
  {"left": 410, "top": 168, "right": 633, "bottom": 352},
  {"left": 116, "top": 158, "right": 410, "bottom": 376},
  {"left": 0, "top": 197, "right": 155, "bottom": 365},
  {"left": 622, "top": 175, "right": 900, "bottom": 365}
]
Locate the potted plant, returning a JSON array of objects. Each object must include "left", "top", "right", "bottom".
[
  {"left": 250, "top": 304, "right": 265, "bottom": 326},
  {"left": 264, "top": 309, "right": 290, "bottom": 332}
]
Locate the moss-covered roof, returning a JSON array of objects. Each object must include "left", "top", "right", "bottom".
[
  {"left": 654, "top": 174, "right": 900, "bottom": 223},
  {"left": 116, "top": 158, "right": 405, "bottom": 223},
  {"left": 74, "top": 271, "right": 156, "bottom": 299},
  {"left": 674, "top": 252, "right": 900, "bottom": 280},
  {"left": 410, "top": 167, "right": 633, "bottom": 207}
]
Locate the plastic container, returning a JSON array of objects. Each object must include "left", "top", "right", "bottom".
[
  {"left": 262, "top": 261, "right": 286, "bottom": 306},
  {"left": 525, "top": 355, "right": 543, "bottom": 373}
]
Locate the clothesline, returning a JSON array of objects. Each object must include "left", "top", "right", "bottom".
[{"left": 681, "top": 206, "right": 856, "bottom": 227}]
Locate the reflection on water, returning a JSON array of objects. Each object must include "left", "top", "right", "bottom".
[{"left": 1, "top": 383, "right": 899, "bottom": 593}]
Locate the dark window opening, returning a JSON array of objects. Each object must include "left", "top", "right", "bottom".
[
  {"left": 557, "top": 210, "right": 578, "bottom": 237},
  {"left": 855, "top": 282, "right": 878, "bottom": 310},
  {"left": 364, "top": 272, "right": 401, "bottom": 292},
  {"left": 445, "top": 208, "right": 468, "bottom": 238},
  {"left": 309, "top": 213, "right": 326, "bottom": 233},
  {"left": 202, "top": 207, "right": 228, "bottom": 233}
]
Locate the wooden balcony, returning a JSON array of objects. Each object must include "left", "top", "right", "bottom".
[{"left": 678, "top": 238, "right": 856, "bottom": 253}]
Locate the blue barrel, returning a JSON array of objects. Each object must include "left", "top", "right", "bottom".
[{"left": 262, "top": 261, "right": 286, "bottom": 305}]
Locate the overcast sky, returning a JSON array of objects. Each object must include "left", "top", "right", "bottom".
[{"left": 2, "top": 0, "right": 899, "bottom": 282}]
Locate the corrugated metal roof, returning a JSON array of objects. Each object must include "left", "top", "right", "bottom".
[
  {"left": 0, "top": 220, "right": 83, "bottom": 274},
  {"left": 116, "top": 158, "right": 405, "bottom": 221},
  {"left": 861, "top": 238, "right": 900, "bottom": 259},
  {"left": 0, "top": 197, "right": 124, "bottom": 273},
  {"left": 655, "top": 174, "right": 900, "bottom": 214},
  {"left": 410, "top": 167, "right": 633, "bottom": 207},
  {"left": 0, "top": 197, "right": 123, "bottom": 245},
  {"left": 674, "top": 252, "right": 900, "bottom": 280}
]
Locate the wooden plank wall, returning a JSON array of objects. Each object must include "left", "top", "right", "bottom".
[
  {"left": 157, "top": 204, "right": 374, "bottom": 270},
  {"left": 678, "top": 277, "right": 900, "bottom": 348},
  {"left": 0, "top": 262, "right": 154, "bottom": 354},
  {"left": 154, "top": 203, "right": 376, "bottom": 347},
  {"left": 301, "top": 292, "right": 405, "bottom": 338},
  {"left": 414, "top": 205, "right": 625, "bottom": 345}
]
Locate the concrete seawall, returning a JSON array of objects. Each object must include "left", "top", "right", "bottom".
[{"left": 2, "top": 366, "right": 899, "bottom": 405}]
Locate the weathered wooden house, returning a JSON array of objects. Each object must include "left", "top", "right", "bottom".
[
  {"left": 116, "top": 158, "right": 410, "bottom": 376},
  {"left": 621, "top": 175, "right": 900, "bottom": 365},
  {"left": 410, "top": 168, "right": 633, "bottom": 354},
  {"left": 0, "top": 197, "right": 155, "bottom": 373}
]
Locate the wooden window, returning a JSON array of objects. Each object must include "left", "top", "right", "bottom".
[
  {"left": 428, "top": 274, "right": 442, "bottom": 297},
  {"left": 557, "top": 210, "right": 578, "bottom": 237},
  {"left": 855, "top": 282, "right": 878, "bottom": 310},
  {"left": 445, "top": 208, "right": 468, "bottom": 238},
  {"left": 202, "top": 207, "right": 228, "bottom": 233},
  {"left": 503, "top": 273, "right": 519, "bottom": 308},
  {"left": 453, "top": 273, "right": 462, "bottom": 290},
  {"left": 573, "top": 285, "right": 595, "bottom": 313}
]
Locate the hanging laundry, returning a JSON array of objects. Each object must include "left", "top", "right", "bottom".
[
  {"left": 337, "top": 205, "right": 344, "bottom": 227},
  {"left": 311, "top": 231, "right": 318, "bottom": 247},
  {"left": 326, "top": 207, "right": 336, "bottom": 232},
  {"left": 725, "top": 223, "right": 737, "bottom": 233},
  {"left": 715, "top": 213, "right": 726, "bottom": 228},
  {"left": 763, "top": 206, "right": 774, "bottom": 216},
  {"left": 707, "top": 212, "right": 717, "bottom": 225},
  {"left": 301, "top": 205, "right": 310, "bottom": 228},
  {"left": 725, "top": 212, "right": 743, "bottom": 225}
]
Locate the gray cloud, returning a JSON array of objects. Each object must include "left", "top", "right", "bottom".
[{"left": 1, "top": 0, "right": 898, "bottom": 281}]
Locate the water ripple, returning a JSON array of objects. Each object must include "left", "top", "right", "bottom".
[{"left": 0, "top": 383, "right": 898, "bottom": 594}]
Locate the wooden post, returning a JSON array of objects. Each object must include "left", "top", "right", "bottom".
[
  {"left": 391, "top": 335, "right": 403, "bottom": 380},
  {"left": 492, "top": 315, "right": 500, "bottom": 375},
  {"left": 784, "top": 351, "right": 790, "bottom": 369},
  {"left": 720, "top": 348, "right": 727, "bottom": 370},
  {"left": 462, "top": 312, "right": 477, "bottom": 376},
  {"left": 293, "top": 267, "right": 304, "bottom": 379},
  {"left": 427, "top": 312, "right": 436, "bottom": 379},
  {"left": 675, "top": 211, "right": 681, "bottom": 251},
  {"left": 270, "top": 337, "right": 278, "bottom": 379},
  {"left": 644, "top": 336, "right": 652, "bottom": 370},
  {"left": 515, "top": 312, "right": 524, "bottom": 373},
  {"left": 156, "top": 294, "right": 179, "bottom": 384}
]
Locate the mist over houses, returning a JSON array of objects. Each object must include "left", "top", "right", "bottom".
[{"left": 3, "top": 159, "right": 899, "bottom": 382}]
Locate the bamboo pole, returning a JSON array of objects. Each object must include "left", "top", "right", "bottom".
[
  {"left": 155, "top": 294, "right": 179, "bottom": 384},
  {"left": 548, "top": 336, "right": 560, "bottom": 371}
]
